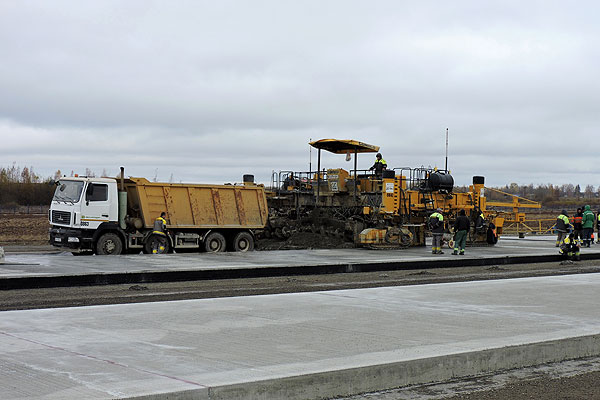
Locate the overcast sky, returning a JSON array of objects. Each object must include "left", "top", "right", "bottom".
[{"left": 1, "top": 1, "right": 598, "bottom": 188}]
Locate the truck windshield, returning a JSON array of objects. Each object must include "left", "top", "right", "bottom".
[{"left": 53, "top": 180, "right": 84, "bottom": 203}]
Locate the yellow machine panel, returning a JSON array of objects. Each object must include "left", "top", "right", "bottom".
[{"left": 327, "top": 168, "right": 349, "bottom": 192}]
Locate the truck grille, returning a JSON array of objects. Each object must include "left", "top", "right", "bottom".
[{"left": 52, "top": 210, "right": 71, "bottom": 225}]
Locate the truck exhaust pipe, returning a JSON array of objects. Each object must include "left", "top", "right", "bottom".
[
  {"left": 243, "top": 174, "right": 255, "bottom": 186},
  {"left": 120, "top": 166, "right": 125, "bottom": 191},
  {"left": 119, "top": 167, "right": 127, "bottom": 229}
]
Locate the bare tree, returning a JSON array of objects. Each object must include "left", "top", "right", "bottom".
[{"left": 585, "top": 185, "right": 595, "bottom": 199}]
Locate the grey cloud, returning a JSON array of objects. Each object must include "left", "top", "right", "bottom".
[{"left": 0, "top": 1, "right": 599, "bottom": 188}]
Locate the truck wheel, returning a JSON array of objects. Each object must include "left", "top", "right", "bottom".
[
  {"left": 144, "top": 234, "right": 170, "bottom": 254},
  {"left": 95, "top": 233, "right": 123, "bottom": 255},
  {"left": 204, "top": 232, "right": 226, "bottom": 253},
  {"left": 233, "top": 232, "right": 254, "bottom": 252}
]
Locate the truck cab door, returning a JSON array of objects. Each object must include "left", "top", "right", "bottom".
[{"left": 80, "top": 182, "right": 111, "bottom": 229}]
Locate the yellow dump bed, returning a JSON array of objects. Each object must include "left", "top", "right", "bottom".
[{"left": 125, "top": 177, "right": 268, "bottom": 229}]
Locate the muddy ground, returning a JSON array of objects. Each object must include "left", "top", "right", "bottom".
[{"left": 0, "top": 213, "right": 49, "bottom": 245}]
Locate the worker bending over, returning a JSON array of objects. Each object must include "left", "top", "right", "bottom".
[
  {"left": 560, "top": 233, "right": 580, "bottom": 261},
  {"left": 429, "top": 208, "right": 445, "bottom": 254}
]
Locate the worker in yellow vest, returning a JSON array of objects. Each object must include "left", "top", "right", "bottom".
[
  {"left": 596, "top": 210, "right": 600, "bottom": 245},
  {"left": 555, "top": 210, "right": 571, "bottom": 247},
  {"left": 429, "top": 208, "right": 445, "bottom": 254},
  {"left": 369, "top": 153, "right": 387, "bottom": 177},
  {"left": 152, "top": 212, "right": 168, "bottom": 254},
  {"left": 560, "top": 233, "right": 580, "bottom": 261}
]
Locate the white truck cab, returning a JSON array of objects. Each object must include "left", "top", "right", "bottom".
[{"left": 49, "top": 177, "right": 120, "bottom": 252}]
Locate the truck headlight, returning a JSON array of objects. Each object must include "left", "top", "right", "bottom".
[{"left": 68, "top": 237, "right": 80, "bottom": 243}]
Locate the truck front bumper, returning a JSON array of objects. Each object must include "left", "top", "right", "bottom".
[{"left": 49, "top": 227, "right": 94, "bottom": 250}]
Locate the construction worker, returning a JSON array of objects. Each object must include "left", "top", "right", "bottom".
[
  {"left": 152, "top": 212, "right": 168, "bottom": 254},
  {"left": 452, "top": 209, "right": 470, "bottom": 255},
  {"left": 582, "top": 205, "right": 595, "bottom": 247},
  {"left": 282, "top": 172, "right": 299, "bottom": 190},
  {"left": 429, "top": 208, "right": 445, "bottom": 254},
  {"left": 560, "top": 232, "right": 581, "bottom": 261},
  {"left": 597, "top": 209, "right": 600, "bottom": 245},
  {"left": 555, "top": 210, "right": 571, "bottom": 247},
  {"left": 369, "top": 153, "right": 387, "bottom": 177},
  {"left": 473, "top": 207, "right": 485, "bottom": 232},
  {"left": 572, "top": 208, "right": 583, "bottom": 242}
]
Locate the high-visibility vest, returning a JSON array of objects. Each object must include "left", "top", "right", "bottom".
[
  {"left": 430, "top": 212, "right": 443, "bottom": 221},
  {"left": 153, "top": 217, "right": 167, "bottom": 235}
]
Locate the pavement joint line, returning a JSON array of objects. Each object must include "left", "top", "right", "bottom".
[{"left": 0, "top": 330, "right": 209, "bottom": 390}]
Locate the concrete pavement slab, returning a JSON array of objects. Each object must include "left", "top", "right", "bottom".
[
  {"left": 1, "top": 236, "right": 600, "bottom": 289},
  {"left": 1, "top": 273, "right": 600, "bottom": 399}
]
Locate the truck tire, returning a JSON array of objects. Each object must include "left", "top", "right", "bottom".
[
  {"left": 204, "top": 232, "right": 226, "bottom": 253},
  {"left": 144, "top": 234, "right": 170, "bottom": 254},
  {"left": 233, "top": 231, "right": 254, "bottom": 252},
  {"left": 95, "top": 233, "right": 123, "bottom": 255}
]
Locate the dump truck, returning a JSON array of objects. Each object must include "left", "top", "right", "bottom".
[{"left": 49, "top": 168, "right": 268, "bottom": 255}]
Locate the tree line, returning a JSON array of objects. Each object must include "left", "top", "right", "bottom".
[
  {"left": 1, "top": 164, "right": 599, "bottom": 208},
  {"left": 0, "top": 165, "right": 57, "bottom": 206}
]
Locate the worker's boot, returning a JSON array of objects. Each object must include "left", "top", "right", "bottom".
[
  {"left": 459, "top": 251, "right": 465, "bottom": 255},
  {"left": 452, "top": 250, "right": 458, "bottom": 255}
]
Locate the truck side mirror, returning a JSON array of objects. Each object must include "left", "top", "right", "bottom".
[{"left": 85, "top": 184, "right": 94, "bottom": 205}]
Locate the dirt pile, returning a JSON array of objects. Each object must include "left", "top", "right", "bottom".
[
  {"left": 3, "top": 214, "right": 354, "bottom": 250},
  {"left": 257, "top": 231, "right": 354, "bottom": 250}
]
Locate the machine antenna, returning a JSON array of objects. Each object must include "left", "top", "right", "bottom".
[
  {"left": 309, "top": 138, "right": 312, "bottom": 173},
  {"left": 445, "top": 128, "right": 449, "bottom": 172}
]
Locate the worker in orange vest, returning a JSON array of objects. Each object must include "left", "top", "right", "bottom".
[{"left": 573, "top": 208, "right": 583, "bottom": 242}]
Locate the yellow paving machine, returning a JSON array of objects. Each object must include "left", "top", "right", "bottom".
[{"left": 267, "top": 138, "right": 527, "bottom": 249}]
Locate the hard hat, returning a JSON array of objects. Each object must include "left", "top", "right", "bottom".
[{"left": 436, "top": 208, "right": 442, "bottom": 212}]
